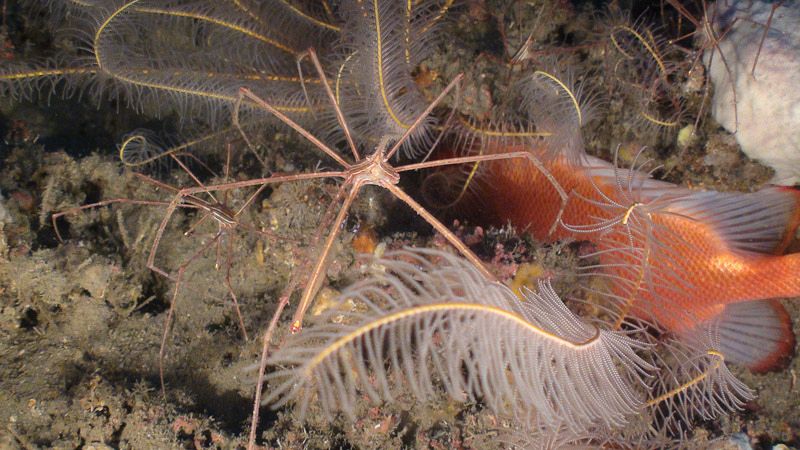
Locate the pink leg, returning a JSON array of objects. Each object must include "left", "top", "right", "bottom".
[
  {"left": 224, "top": 233, "right": 249, "bottom": 341},
  {"left": 158, "top": 232, "right": 223, "bottom": 397}
]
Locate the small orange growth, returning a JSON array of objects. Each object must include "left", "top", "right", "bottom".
[
  {"left": 352, "top": 228, "right": 378, "bottom": 254},
  {"left": 290, "top": 319, "right": 302, "bottom": 334}
]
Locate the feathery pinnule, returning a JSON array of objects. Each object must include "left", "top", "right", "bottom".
[
  {"left": 644, "top": 328, "right": 754, "bottom": 437},
  {"left": 2, "top": 0, "right": 332, "bottom": 131},
  {"left": 440, "top": 137, "right": 800, "bottom": 371},
  {"left": 517, "top": 62, "right": 599, "bottom": 164},
  {"left": 331, "top": 0, "right": 445, "bottom": 157},
  {"left": 425, "top": 69, "right": 583, "bottom": 212},
  {"left": 579, "top": 164, "right": 800, "bottom": 372},
  {"left": 499, "top": 419, "right": 683, "bottom": 450},
  {"left": 601, "top": 8, "right": 686, "bottom": 141},
  {"left": 561, "top": 148, "right": 698, "bottom": 331},
  {"left": 264, "top": 248, "right": 654, "bottom": 434}
]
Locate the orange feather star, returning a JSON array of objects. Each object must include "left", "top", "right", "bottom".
[{"left": 443, "top": 144, "right": 799, "bottom": 372}]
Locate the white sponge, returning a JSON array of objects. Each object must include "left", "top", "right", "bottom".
[{"left": 704, "top": 1, "right": 800, "bottom": 185}]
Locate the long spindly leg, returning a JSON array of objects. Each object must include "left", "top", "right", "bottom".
[
  {"left": 51, "top": 198, "right": 173, "bottom": 243},
  {"left": 183, "top": 210, "right": 215, "bottom": 238},
  {"left": 158, "top": 231, "right": 223, "bottom": 397},
  {"left": 397, "top": 150, "right": 570, "bottom": 236},
  {"left": 291, "top": 183, "right": 361, "bottom": 332},
  {"left": 237, "top": 87, "right": 352, "bottom": 169},
  {"left": 213, "top": 143, "right": 235, "bottom": 271},
  {"left": 147, "top": 195, "right": 185, "bottom": 281},
  {"left": 384, "top": 73, "right": 464, "bottom": 161},
  {"left": 384, "top": 183, "right": 496, "bottom": 281},
  {"left": 147, "top": 171, "right": 343, "bottom": 282},
  {"left": 174, "top": 171, "right": 349, "bottom": 299},
  {"left": 224, "top": 233, "right": 249, "bottom": 341},
  {"left": 749, "top": 1, "right": 784, "bottom": 77},
  {"left": 230, "top": 92, "right": 269, "bottom": 168},
  {"left": 51, "top": 171, "right": 189, "bottom": 242},
  {"left": 306, "top": 48, "right": 361, "bottom": 162},
  {"left": 248, "top": 270, "right": 298, "bottom": 448},
  {"left": 260, "top": 179, "right": 352, "bottom": 349},
  {"left": 168, "top": 153, "right": 220, "bottom": 204},
  {"left": 248, "top": 180, "right": 355, "bottom": 448}
]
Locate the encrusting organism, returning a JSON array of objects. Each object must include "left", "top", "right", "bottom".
[{"left": 698, "top": 1, "right": 800, "bottom": 185}]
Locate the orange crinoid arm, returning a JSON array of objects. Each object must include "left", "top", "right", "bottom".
[{"left": 441, "top": 143, "right": 800, "bottom": 372}]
